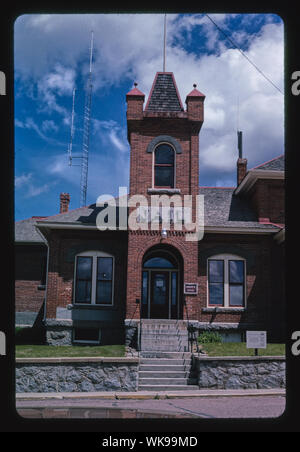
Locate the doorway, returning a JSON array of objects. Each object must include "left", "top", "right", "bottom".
[{"left": 141, "top": 250, "right": 181, "bottom": 319}]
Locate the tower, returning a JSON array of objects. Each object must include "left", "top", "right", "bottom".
[{"left": 125, "top": 72, "right": 205, "bottom": 321}]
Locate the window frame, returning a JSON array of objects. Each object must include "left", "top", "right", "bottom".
[
  {"left": 152, "top": 142, "right": 176, "bottom": 189},
  {"left": 207, "top": 254, "right": 246, "bottom": 308},
  {"left": 73, "top": 250, "right": 115, "bottom": 306}
]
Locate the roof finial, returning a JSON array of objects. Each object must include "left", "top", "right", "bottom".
[
  {"left": 193, "top": 83, "right": 197, "bottom": 88},
  {"left": 134, "top": 82, "right": 138, "bottom": 87}
]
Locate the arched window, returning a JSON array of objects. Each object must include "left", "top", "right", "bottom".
[
  {"left": 207, "top": 254, "right": 246, "bottom": 308},
  {"left": 74, "top": 251, "right": 114, "bottom": 305},
  {"left": 154, "top": 143, "right": 175, "bottom": 188}
]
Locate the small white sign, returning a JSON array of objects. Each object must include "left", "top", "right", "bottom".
[
  {"left": 184, "top": 283, "right": 198, "bottom": 295},
  {"left": 246, "top": 331, "right": 267, "bottom": 349}
]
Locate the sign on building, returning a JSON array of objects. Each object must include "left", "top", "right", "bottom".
[{"left": 184, "top": 283, "right": 198, "bottom": 295}]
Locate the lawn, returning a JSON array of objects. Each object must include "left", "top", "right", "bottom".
[
  {"left": 16, "top": 344, "right": 126, "bottom": 358},
  {"left": 198, "top": 342, "right": 285, "bottom": 357}
]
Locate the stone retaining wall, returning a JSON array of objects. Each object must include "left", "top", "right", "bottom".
[
  {"left": 194, "top": 356, "right": 285, "bottom": 390},
  {"left": 16, "top": 358, "right": 139, "bottom": 393}
]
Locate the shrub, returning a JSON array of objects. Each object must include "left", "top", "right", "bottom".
[
  {"left": 15, "top": 326, "right": 46, "bottom": 345},
  {"left": 198, "top": 331, "right": 222, "bottom": 344}
]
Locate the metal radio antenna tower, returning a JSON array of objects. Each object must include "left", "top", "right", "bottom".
[
  {"left": 68, "top": 87, "right": 76, "bottom": 166},
  {"left": 80, "top": 30, "right": 94, "bottom": 207}
]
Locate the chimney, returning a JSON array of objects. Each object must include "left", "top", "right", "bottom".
[
  {"left": 60, "top": 193, "right": 70, "bottom": 214},
  {"left": 236, "top": 131, "right": 247, "bottom": 186}
]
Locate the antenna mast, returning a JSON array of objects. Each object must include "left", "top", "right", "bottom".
[
  {"left": 67, "top": 31, "right": 94, "bottom": 207},
  {"left": 80, "top": 30, "right": 94, "bottom": 207},
  {"left": 68, "top": 87, "right": 76, "bottom": 166},
  {"left": 163, "top": 14, "right": 167, "bottom": 72}
]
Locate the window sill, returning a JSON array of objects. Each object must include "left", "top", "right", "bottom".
[
  {"left": 71, "top": 303, "right": 115, "bottom": 310},
  {"left": 147, "top": 188, "right": 181, "bottom": 195},
  {"left": 202, "top": 307, "right": 245, "bottom": 313},
  {"left": 37, "top": 285, "right": 46, "bottom": 291}
]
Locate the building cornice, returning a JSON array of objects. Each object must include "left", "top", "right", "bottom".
[
  {"left": 35, "top": 221, "right": 279, "bottom": 235},
  {"left": 235, "top": 169, "right": 284, "bottom": 195}
]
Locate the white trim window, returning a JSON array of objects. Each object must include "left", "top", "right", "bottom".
[
  {"left": 207, "top": 254, "right": 246, "bottom": 308},
  {"left": 74, "top": 251, "right": 114, "bottom": 306}
]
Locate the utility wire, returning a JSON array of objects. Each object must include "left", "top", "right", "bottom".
[{"left": 205, "top": 14, "right": 284, "bottom": 95}]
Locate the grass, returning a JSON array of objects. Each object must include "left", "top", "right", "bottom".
[
  {"left": 16, "top": 344, "right": 126, "bottom": 358},
  {"left": 198, "top": 342, "right": 285, "bottom": 357}
]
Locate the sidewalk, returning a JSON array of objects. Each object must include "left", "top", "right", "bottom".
[
  {"left": 16, "top": 388, "right": 285, "bottom": 400},
  {"left": 16, "top": 389, "right": 286, "bottom": 419}
]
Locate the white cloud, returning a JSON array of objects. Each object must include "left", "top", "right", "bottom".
[
  {"left": 15, "top": 171, "right": 53, "bottom": 198},
  {"left": 15, "top": 13, "right": 284, "bottom": 188},
  {"left": 15, "top": 172, "right": 32, "bottom": 188}
]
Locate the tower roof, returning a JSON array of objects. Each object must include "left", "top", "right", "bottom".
[
  {"left": 126, "top": 82, "right": 145, "bottom": 98},
  {"left": 145, "top": 72, "right": 184, "bottom": 112},
  {"left": 186, "top": 84, "right": 205, "bottom": 99}
]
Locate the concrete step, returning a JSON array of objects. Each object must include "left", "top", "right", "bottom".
[
  {"left": 139, "top": 377, "right": 191, "bottom": 385},
  {"left": 140, "top": 352, "right": 192, "bottom": 359},
  {"left": 139, "top": 365, "right": 190, "bottom": 372},
  {"left": 140, "top": 359, "right": 191, "bottom": 367},
  {"left": 141, "top": 339, "right": 188, "bottom": 344},
  {"left": 138, "top": 385, "right": 199, "bottom": 391},
  {"left": 141, "top": 331, "right": 188, "bottom": 337},
  {"left": 139, "top": 371, "right": 189, "bottom": 379}
]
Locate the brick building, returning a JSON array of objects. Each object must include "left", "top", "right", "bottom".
[{"left": 15, "top": 72, "right": 285, "bottom": 346}]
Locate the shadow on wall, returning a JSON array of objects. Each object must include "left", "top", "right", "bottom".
[{"left": 15, "top": 300, "right": 46, "bottom": 345}]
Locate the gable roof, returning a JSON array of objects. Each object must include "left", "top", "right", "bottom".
[
  {"left": 145, "top": 72, "right": 184, "bottom": 112},
  {"left": 15, "top": 217, "right": 48, "bottom": 243},
  {"left": 199, "top": 187, "right": 280, "bottom": 230},
  {"left": 251, "top": 154, "right": 284, "bottom": 171}
]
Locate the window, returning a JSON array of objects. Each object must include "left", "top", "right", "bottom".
[
  {"left": 74, "top": 251, "right": 114, "bottom": 305},
  {"left": 154, "top": 143, "right": 175, "bottom": 188},
  {"left": 208, "top": 255, "right": 245, "bottom": 307},
  {"left": 73, "top": 328, "right": 101, "bottom": 344}
]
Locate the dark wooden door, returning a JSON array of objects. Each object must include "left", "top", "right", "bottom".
[{"left": 150, "top": 271, "right": 169, "bottom": 319}]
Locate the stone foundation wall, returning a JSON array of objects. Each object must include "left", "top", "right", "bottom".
[
  {"left": 194, "top": 356, "right": 285, "bottom": 390},
  {"left": 16, "top": 358, "right": 139, "bottom": 393}
]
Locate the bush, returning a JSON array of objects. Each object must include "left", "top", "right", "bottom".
[
  {"left": 15, "top": 326, "right": 46, "bottom": 345},
  {"left": 198, "top": 331, "right": 222, "bottom": 344}
]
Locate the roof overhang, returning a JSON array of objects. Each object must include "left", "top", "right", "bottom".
[
  {"left": 235, "top": 169, "right": 284, "bottom": 195},
  {"left": 36, "top": 222, "right": 280, "bottom": 236},
  {"left": 204, "top": 225, "right": 280, "bottom": 235},
  {"left": 274, "top": 227, "right": 285, "bottom": 244}
]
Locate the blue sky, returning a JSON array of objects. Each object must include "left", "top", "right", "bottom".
[{"left": 14, "top": 13, "right": 284, "bottom": 221}]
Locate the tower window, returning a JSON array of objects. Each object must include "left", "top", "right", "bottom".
[{"left": 154, "top": 144, "right": 175, "bottom": 188}]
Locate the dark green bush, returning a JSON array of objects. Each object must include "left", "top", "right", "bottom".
[
  {"left": 15, "top": 326, "right": 46, "bottom": 345},
  {"left": 198, "top": 331, "right": 222, "bottom": 344}
]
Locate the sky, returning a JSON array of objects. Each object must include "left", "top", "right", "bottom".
[{"left": 14, "top": 13, "right": 284, "bottom": 221}]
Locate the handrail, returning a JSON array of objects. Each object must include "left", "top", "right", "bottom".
[
  {"left": 184, "top": 297, "right": 200, "bottom": 357},
  {"left": 127, "top": 300, "right": 140, "bottom": 355}
]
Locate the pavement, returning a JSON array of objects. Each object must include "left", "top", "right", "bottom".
[
  {"left": 16, "top": 388, "right": 285, "bottom": 400},
  {"left": 16, "top": 389, "right": 286, "bottom": 419}
]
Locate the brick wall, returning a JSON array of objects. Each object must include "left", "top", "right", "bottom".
[
  {"left": 15, "top": 244, "right": 47, "bottom": 313},
  {"left": 46, "top": 229, "right": 128, "bottom": 319},
  {"left": 250, "top": 179, "right": 284, "bottom": 224},
  {"left": 197, "top": 233, "right": 274, "bottom": 329}
]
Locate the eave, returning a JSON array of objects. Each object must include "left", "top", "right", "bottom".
[{"left": 235, "top": 169, "right": 284, "bottom": 195}]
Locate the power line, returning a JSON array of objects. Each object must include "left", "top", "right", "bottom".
[{"left": 205, "top": 14, "right": 284, "bottom": 95}]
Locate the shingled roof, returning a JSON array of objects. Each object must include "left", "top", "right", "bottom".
[
  {"left": 198, "top": 187, "right": 279, "bottom": 229},
  {"left": 15, "top": 217, "right": 47, "bottom": 243},
  {"left": 145, "top": 72, "right": 183, "bottom": 112},
  {"left": 252, "top": 155, "right": 284, "bottom": 171}
]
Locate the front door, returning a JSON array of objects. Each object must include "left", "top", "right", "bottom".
[{"left": 150, "top": 271, "right": 169, "bottom": 319}]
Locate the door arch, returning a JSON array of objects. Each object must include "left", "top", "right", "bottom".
[{"left": 141, "top": 247, "right": 182, "bottom": 319}]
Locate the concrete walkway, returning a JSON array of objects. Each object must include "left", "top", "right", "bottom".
[
  {"left": 16, "top": 389, "right": 286, "bottom": 419},
  {"left": 16, "top": 388, "right": 285, "bottom": 400}
]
